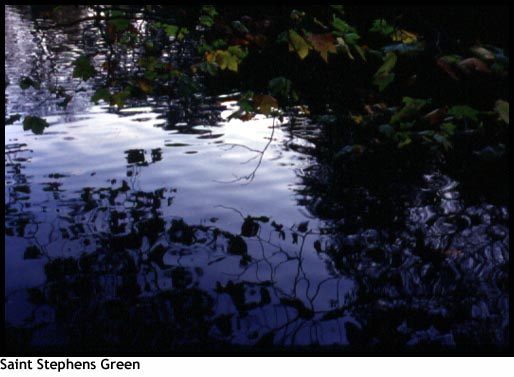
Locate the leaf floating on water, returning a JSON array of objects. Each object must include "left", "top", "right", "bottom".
[
  {"left": 22, "top": 116, "right": 49, "bottom": 135},
  {"left": 494, "top": 100, "right": 509, "bottom": 124}
]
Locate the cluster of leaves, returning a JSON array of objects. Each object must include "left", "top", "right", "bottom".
[{"left": 8, "top": 5, "right": 508, "bottom": 164}]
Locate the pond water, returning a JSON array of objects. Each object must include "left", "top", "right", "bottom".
[{"left": 4, "top": 6, "right": 509, "bottom": 352}]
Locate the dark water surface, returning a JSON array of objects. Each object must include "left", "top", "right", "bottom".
[{"left": 4, "top": 6, "right": 509, "bottom": 352}]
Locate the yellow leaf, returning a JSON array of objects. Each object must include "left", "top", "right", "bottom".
[
  {"left": 214, "top": 50, "right": 230, "bottom": 69},
  {"left": 351, "top": 114, "right": 363, "bottom": 124},
  {"left": 307, "top": 33, "right": 336, "bottom": 63},
  {"left": 391, "top": 29, "right": 418, "bottom": 44},
  {"left": 205, "top": 51, "right": 216, "bottom": 64},
  {"left": 495, "top": 100, "right": 509, "bottom": 124},
  {"left": 288, "top": 30, "right": 310, "bottom": 59}
]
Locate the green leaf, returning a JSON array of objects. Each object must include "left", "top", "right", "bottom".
[
  {"left": 353, "top": 44, "right": 367, "bottom": 61},
  {"left": 376, "top": 52, "right": 397, "bottom": 76},
  {"left": 330, "top": 5, "right": 345, "bottom": 15},
  {"left": 163, "top": 24, "right": 179, "bottom": 37},
  {"left": 390, "top": 97, "right": 429, "bottom": 124},
  {"left": 397, "top": 134, "right": 412, "bottom": 148},
  {"left": 448, "top": 105, "right": 479, "bottom": 121},
  {"left": 494, "top": 100, "right": 509, "bottom": 124},
  {"left": 23, "top": 116, "right": 49, "bottom": 135},
  {"left": 72, "top": 55, "right": 96, "bottom": 81},
  {"left": 370, "top": 19, "right": 394, "bottom": 36},
  {"left": 199, "top": 15, "right": 214, "bottom": 27},
  {"left": 19, "top": 76, "right": 40, "bottom": 90},
  {"left": 373, "top": 72, "right": 395, "bottom": 92},
  {"left": 91, "top": 88, "right": 111, "bottom": 104},
  {"left": 201, "top": 5, "right": 218, "bottom": 18},
  {"left": 269, "top": 77, "right": 293, "bottom": 99},
  {"left": 5, "top": 114, "right": 22, "bottom": 125},
  {"left": 227, "top": 46, "right": 247, "bottom": 59},
  {"left": 108, "top": 11, "right": 130, "bottom": 31},
  {"left": 440, "top": 122, "right": 457, "bottom": 135},
  {"left": 331, "top": 15, "right": 354, "bottom": 35}
]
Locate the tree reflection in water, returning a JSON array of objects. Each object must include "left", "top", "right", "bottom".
[{"left": 5, "top": 114, "right": 509, "bottom": 352}]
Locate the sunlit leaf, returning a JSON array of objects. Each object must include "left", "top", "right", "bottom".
[
  {"left": 391, "top": 29, "right": 419, "bottom": 44},
  {"left": 288, "top": 30, "right": 311, "bottom": 59},
  {"left": 308, "top": 33, "right": 337, "bottom": 62},
  {"left": 494, "top": 100, "right": 509, "bottom": 124}
]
